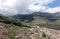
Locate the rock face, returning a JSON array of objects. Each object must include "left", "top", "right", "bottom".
[
  {"left": 15, "top": 26, "right": 47, "bottom": 39},
  {"left": 0, "top": 26, "right": 8, "bottom": 39}
]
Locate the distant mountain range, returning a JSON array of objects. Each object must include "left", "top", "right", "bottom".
[{"left": 12, "top": 12, "right": 60, "bottom": 21}]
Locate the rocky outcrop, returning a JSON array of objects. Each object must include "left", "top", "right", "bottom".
[
  {"left": 42, "top": 27, "right": 60, "bottom": 39},
  {"left": 15, "top": 26, "right": 60, "bottom": 39}
]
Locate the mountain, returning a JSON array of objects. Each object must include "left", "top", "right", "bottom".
[
  {"left": 55, "top": 12, "right": 60, "bottom": 18},
  {"left": 12, "top": 14, "right": 34, "bottom": 21},
  {"left": 12, "top": 12, "right": 60, "bottom": 22}
]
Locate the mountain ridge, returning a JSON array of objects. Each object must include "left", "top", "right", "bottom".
[{"left": 12, "top": 12, "right": 60, "bottom": 22}]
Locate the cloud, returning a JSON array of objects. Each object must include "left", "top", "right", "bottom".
[
  {"left": 3, "top": 0, "right": 16, "bottom": 7},
  {"left": 15, "top": 0, "right": 54, "bottom": 12},
  {"left": 0, "top": 8, "right": 18, "bottom": 16},
  {"left": 29, "top": 5, "right": 46, "bottom": 12},
  {"left": 0, "top": 0, "right": 57, "bottom": 16},
  {"left": 43, "top": 7, "right": 60, "bottom": 13}
]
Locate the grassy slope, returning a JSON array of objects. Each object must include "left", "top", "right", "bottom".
[
  {"left": 26, "top": 17, "right": 60, "bottom": 30},
  {"left": 0, "top": 23, "right": 30, "bottom": 39},
  {"left": 33, "top": 17, "right": 60, "bottom": 30},
  {"left": 0, "top": 23, "right": 47, "bottom": 39}
]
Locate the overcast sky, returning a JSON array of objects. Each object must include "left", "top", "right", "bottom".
[{"left": 0, "top": 0, "right": 60, "bottom": 16}]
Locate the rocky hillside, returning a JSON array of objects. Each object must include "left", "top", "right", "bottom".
[
  {"left": 0, "top": 14, "right": 60, "bottom": 39},
  {"left": 15, "top": 26, "right": 60, "bottom": 39}
]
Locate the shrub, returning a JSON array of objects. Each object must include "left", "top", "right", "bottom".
[{"left": 42, "top": 32, "right": 46, "bottom": 37}]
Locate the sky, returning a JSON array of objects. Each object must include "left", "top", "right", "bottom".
[{"left": 0, "top": 0, "right": 60, "bottom": 15}]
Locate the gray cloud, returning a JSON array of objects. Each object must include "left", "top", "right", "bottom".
[{"left": 0, "top": 0, "right": 55, "bottom": 16}]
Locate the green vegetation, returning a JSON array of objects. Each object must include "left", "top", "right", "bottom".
[
  {"left": 42, "top": 32, "right": 46, "bottom": 37},
  {"left": 26, "top": 17, "right": 60, "bottom": 30},
  {"left": 0, "top": 15, "right": 29, "bottom": 27},
  {"left": 0, "top": 23, "right": 30, "bottom": 39}
]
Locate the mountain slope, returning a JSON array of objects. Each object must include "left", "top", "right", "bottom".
[
  {"left": 0, "top": 14, "right": 26, "bottom": 27},
  {"left": 12, "top": 12, "right": 60, "bottom": 22},
  {"left": 0, "top": 13, "right": 60, "bottom": 39}
]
